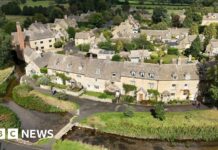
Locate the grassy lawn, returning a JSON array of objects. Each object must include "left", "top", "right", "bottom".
[
  {"left": 12, "top": 84, "right": 64, "bottom": 113},
  {"left": 20, "top": 0, "right": 55, "bottom": 8},
  {"left": 84, "top": 91, "right": 115, "bottom": 99},
  {"left": 53, "top": 140, "right": 105, "bottom": 150},
  {"left": 162, "top": 54, "right": 178, "bottom": 64},
  {"left": 0, "top": 67, "right": 14, "bottom": 83},
  {"left": 82, "top": 110, "right": 218, "bottom": 141},
  {"left": 0, "top": 105, "right": 20, "bottom": 129},
  {"left": 30, "top": 90, "right": 78, "bottom": 112},
  {"left": 6, "top": 15, "right": 28, "bottom": 24}
]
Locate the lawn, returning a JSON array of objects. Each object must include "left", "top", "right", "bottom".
[
  {"left": 6, "top": 15, "right": 28, "bottom": 24},
  {"left": 30, "top": 90, "right": 78, "bottom": 113},
  {"left": 0, "top": 67, "right": 14, "bottom": 83},
  {"left": 0, "top": 105, "right": 20, "bottom": 129},
  {"left": 162, "top": 54, "right": 178, "bottom": 64},
  {"left": 84, "top": 91, "right": 115, "bottom": 99},
  {"left": 20, "top": 0, "right": 55, "bottom": 8},
  {"left": 12, "top": 84, "right": 64, "bottom": 113},
  {"left": 82, "top": 110, "right": 218, "bottom": 141}
]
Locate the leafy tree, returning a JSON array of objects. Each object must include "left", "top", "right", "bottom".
[
  {"left": 88, "top": 12, "right": 105, "bottom": 28},
  {"left": 0, "top": 33, "right": 11, "bottom": 68},
  {"left": 151, "top": 22, "right": 168, "bottom": 30},
  {"left": 203, "top": 24, "right": 217, "bottom": 49},
  {"left": 32, "top": 13, "right": 48, "bottom": 23},
  {"left": 148, "top": 89, "right": 159, "bottom": 101},
  {"left": 1, "top": 2, "right": 21, "bottom": 15},
  {"left": 0, "top": 11, "right": 6, "bottom": 27},
  {"left": 113, "top": 15, "right": 123, "bottom": 25},
  {"left": 23, "top": 17, "right": 33, "bottom": 28},
  {"left": 185, "top": 35, "right": 202, "bottom": 58},
  {"left": 48, "top": 7, "right": 64, "bottom": 22},
  {"left": 102, "top": 30, "right": 112, "bottom": 40},
  {"left": 54, "top": 41, "right": 63, "bottom": 48},
  {"left": 154, "top": 103, "right": 165, "bottom": 121},
  {"left": 67, "top": 27, "right": 76, "bottom": 39},
  {"left": 123, "top": 84, "right": 136, "bottom": 94},
  {"left": 171, "top": 14, "right": 181, "bottom": 27},
  {"left": 115, "top": 40, "right": 123, "bottom": 53},
  {"left": 112, "top": 54, "right": 121, "bottom": 61},
  {"left": 152, "top": 7, "right": 168, "bottom": 23},
  {"left": 77, "top": 44, "right": 90, "bottom": 52},
  {"left": 123, "top": 106, "right": 134, "bottom": 118},
  {"left": 98, "top": 41, "right": 114, "bottom": 50},
  {"left": 3, "top": 21, "right": 16, "bottom": 34}
]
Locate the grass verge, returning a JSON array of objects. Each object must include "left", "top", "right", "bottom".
[
  {"left": 83, "top": 91, "right": 114, "bottom": 99},
  {"left": 82, "top": 110, "right": 218, "bottom": 141}
]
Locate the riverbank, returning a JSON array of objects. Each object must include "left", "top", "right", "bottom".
[
  {"left": 81, "top": 110, "right": 218, "bottom": 141},
  {"left": 0, "top": 66, "right": 14, "bottom": 96}
]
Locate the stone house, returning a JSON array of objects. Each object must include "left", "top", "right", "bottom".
[
  {"left": 202, "top": 13, "right": 218, "bottom": 26},
  {"left": 206, "top": 39, "right": 218, "bottom": 57},
  {"left": 129, "top": 50, "right": 151, "bottom": 63},
  {"left": 75, "top": 31, "right": 95, "bottom": 46}
]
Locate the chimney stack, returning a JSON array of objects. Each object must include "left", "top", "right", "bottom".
[
  {"left": 16, "top": 22, "right": 25, "bottom": 50},
  {"left": 64, "top": 15, "right": 68, "bottom": 20},
  {"left": 188, "top": 55, "right": 192, "bottom": 62}
]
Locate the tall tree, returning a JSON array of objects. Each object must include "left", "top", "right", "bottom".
[
  {"left": 0, "top": 33, "right": 11, "bottom": 68},
  {"left": 185, "top": 35, "right": 202, "bottom": 58},
  {"left": 152, "top": 7, "right": 168, "bottom": 23}
]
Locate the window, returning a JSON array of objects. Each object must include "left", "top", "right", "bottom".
[
  {"left": 36, "top": 47, "right": 39, "bottom": 50},
  {"left": 112, "top": 73, "right": 116, "bottom": 77},
  {"left": 67, "top": 63, "right": 72, "bottom": 68},
  {"left": 41, "top": 47, "right": 44, "bottom": 49},
  {"left": 172, "top": 84, "right": 176, "bottom": 90},
  {"left": 96, "top": 69, "right": 100, "bottom": 75},
  {"left": 78, "top": 66, "right": 83, "bottom": 71},
  {"left": 171, "top": 72, "right": 177, "bottom": 80},
  {"left": 148, "top": 73, "right": 155, "bottom": 79},
  {"left": 184, "top": 73, "right": 191, "bottom": 80},
  {"left": 130, "top": 71, "right": 136, "bottom": 76},
  {"left": 49, "top": 45, "right": 52, "bottom": 48},
  {"left": 139, "top": 72, "right": 145, "bottom": 77},
  {"left": 40, "top": 41, "right": 43, "bottom": 44},
  {"left": 49, "top": 40, "right": 52, "bottom": 42},
  {"left": 184, "top": 84, "right": 188, "bottom": 87},
  {"left": 35, "top": 42, "right": 37, "bottom": 45},
  {"left": 94, "top": 85, "right": 99, "bottom": 89}
]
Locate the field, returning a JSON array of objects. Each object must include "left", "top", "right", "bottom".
[
  {"left": 20, "top": 0, "right": 54, "bottom": 8},
  {"left": 6, "top": 15, "right": 28, "bottom": 24},
  {"left": 82, "top": 110, "right": 218, "bottom": 141},
  {"left": 0, "top": 67, "right": 14, "bottom": 83}
]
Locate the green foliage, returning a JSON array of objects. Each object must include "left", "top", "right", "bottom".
[
  {"left": 154, "top": 103, "right": 166, "bottom": 121},
  {"left": 77, "top": 44, "right": 90, "bottom": 52},
  {"left": 36, "top": 76, "right": 50, "bottom": 86},
  {"left": 112, "top": 54, "right": 121, "bottom": 62},
  {"left": 189, "top": 23, "right": 199, "bottom": 35},
  {"left": 55, "top": 92, "right": 69, "bottom": 101},
  {"left": 67, "top": 27, "right": 76, "bottom": 39},
  {"left": 123, "top": 84, "right": 136, "bottom": 94},
  {"left": 0, "top": 105, "right": 21, "bottom": 129},
  {"left": 0, "top": 81, "right": 9, "bottom": 97},
  {"left": 122, "top": 95, "right": 135, "bottom": 103},
  {"left": 84, "top": 91, "right": 114, "bottom": 99},
  {"left": 167, "top": 47, "right": 179, "bottom": 55},
  {"left": 152, "top": 7, "right": 168, "bottom": 23},
  {"left": 1, "top": 1, "right": 21, "bottom": 15},
  {"left": 88, "top": 12, "right": 105, "bottom": 28},
  {"left": 123, "top": 106, "right": 134, "bottom": 118},
  {"left": 3, "top": 21, "right": 16, "bottom": 34},
  {"left": 102, "top": 30, "right": 112, "bottom": 40},
  {"left": 0, "top": 33, "right": 11, "bottom": 68},
  {"left": 185, "top": 35, "right": 202, "bottom": 58},
  {"left": 113, "top": 15, "right": 123, "bottom": 25},
  {"left": 98, "top": 41, "right": 114, "bottom": 51},
  {"left": 12, "top": 84, "right": 63, "bottom": 112},
  {"left": 56, "top": 73, "right": 71, "bottom": 85},
  {"left": 54, "top": 41, "right": 63, "bottom": 48},
  {"left": 151, "top": 22, "right": 168, "bottom": 30},
  {"left": 148, "top": 89, "right": 159, "bottom": 100},
  {"left": 40, "top": 67, "right": 48, "bottom": 74}
]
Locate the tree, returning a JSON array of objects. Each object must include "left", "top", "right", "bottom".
[
  {"left": 3, "top": 21, "right": 16, "bottom": 34},
  {"left": 203, "top": 24, "right": 217, "bottom": 49},
  {"left": 113, "top": 15, "right": 123, "bottom": 25},
  {"left": 0, "top": 33, "right": 11, "bottom": 68},
  {"left": 77, "top": 44, "right": 90, "bottom": 52},
  {"left": 151, "top": 22, "right": 168, "bottom": 30},
  {"left": 88, "top": 13, "right": 105, "bottom": 28},
  {"left": 32, "top": 13, "right": 48, "bottom": 23},
  {"left": 1, "top": 2, "right": 21, "bottom": 15},
  {"left": 185, "top": 35, "right": 202, "bottom": 58},
  {"left": 54, "top": 41, "right": 63, "bottom": 48},
  {"left": 67, "top": 27, "right": 76, "bottom": 39},
  {"left": 48, "top": 7, "right": 64, "bottom": 22},
  {"left": 115, "top": 40, "right": 123, "bottom": 53},
  {"left": 123, "top": 106, "right": 134, "bottom": 118},
  {"left": 189, "top": 23, "right": 199, "bottom": 35},
  {"left": 152, "top": 7, "right": 168, "bottom": 23},
  {"left": 112, "top": 54, "right": 121, "bottom": 61},
  {"left": 154, "top": 103, "right": 165, "bottom": 121},
  {"left": 23, "top": 17, "right": 33, "bottom": 28},
  {"left": 171, "top": 14, "right": 181, "bottom": 27}
]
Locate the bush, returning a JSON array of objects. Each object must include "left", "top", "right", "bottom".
[
  {"left": 54, "top": 41, "right": 63, "bottom": 48},
  {"left": 98, "top": 41, "right": 114, "bottom": 50},
  {"left": 40, "top": 67, "right": 48, "bottom": 74},
  {"left": 0, "top": 81, "right": 9, "bottom": 97},
  {"left": 167, "top": 47, "right": 179, "bottom": 55},
  {"left": 154, "top": 103, "right": 165, "bottom": 121},
  {"left": 111, "top": 54, "right": 121, "bottom": 61},
  {"left": 77, "top": 44, "right": 90, "bottom": 52},
  {"left": 123, "top": 84, "right": 136, "bottom": 94},
  {"left": 122, "top": 95, "right": 135, "bottom": 103},
  {"left": 36, "top": 76, "right": 50, "bottom": 86},
  {"left": 55, "top": 92, "right": 68, "bottom": 100},
  {"left": 123, "top": 106, "right": 134, "bottom": 118}
]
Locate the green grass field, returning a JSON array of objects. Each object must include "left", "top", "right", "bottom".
[
  {"left": 84, "top": 91, "right": 115, "bottom": 99},
  {"left": 20, "top": 0, "right": 55, "bottom": 8},
  {"left": 6, "top": 15, "right": 28, "bottom": 24},
  {"left": 82, "top": 110, "right": 218, "bottom": 141}
]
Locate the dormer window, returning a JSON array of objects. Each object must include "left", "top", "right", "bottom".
[
  {"left": 56, "top": 59, "right": 60, "bottom": 65},
  {"left": 148, "top": 73, "right": 155, "bottom": 79},
  {"left": 112, "top": 73, "right": 116, "bottom": 77},
  {"left": 67, "top": 63, "right": 72, "bottom": 68},
  {"left": 78, "top": 66, "right": 83, "bottom": 71},
  {"left": 171, "top": 72, "right": 178, "bottom": 80},
  {"left": 184, "top": 73, "right": 191, "bottom": 80},
  {"left": 130, "top": 71, "right": 136, "bottom": 76},
  {"left": 139, "top": 72, "right": 145, "bottom": 77}
]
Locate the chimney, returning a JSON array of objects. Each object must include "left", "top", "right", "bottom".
[
  {"left": 64, "top": 15, "right": 68, "bottom": 20},
  {"left": 16, "top": 22, "right": 25, "bottom": 50}
]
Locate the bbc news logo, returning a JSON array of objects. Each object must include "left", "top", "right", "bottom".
[{"left": 0, "top": 128, "right": 53, "bottom": 139}]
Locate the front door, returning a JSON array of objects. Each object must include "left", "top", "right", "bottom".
[{"left": 139, "top": 93, "right": 144, "bottom": 101}]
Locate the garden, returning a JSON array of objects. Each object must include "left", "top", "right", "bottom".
[
  {"left": 12, "top": 84, "right": 77, "bottom": 113},
  {"left": 82, "top": 110, "right": 218, "bottom": 141}
]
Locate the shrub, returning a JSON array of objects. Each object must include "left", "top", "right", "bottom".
[
  {"left": 123, "top": 106, "right": 135, "bottom": 118},
  {"left": 123, "top": 84, "right": 136, "bottom": 94},
  {"left": 55, "top": 92, "right": 69, "bottom": 101},
  {"left": 40, "top": 67, "right": 48, "bottom": 74},
  {"left": 97, "top": 41, "right": 114, "bottom": 50},
  {"left": 36, "top": 76, "right": 50, "bottom": 86},
  {"left": 154, "top": 103, "right": 165, "bottom": 121},
  {"left": 111, "top": 54, "right": 121, "bottom": 61},
  {"left": 167, "top": 47, "right": 179, "bottom": 55},
  {"left": 54, "top": 41, "right": 63, "bottom": 48},
  {"left": 122, "top": 95, "right": 135, "bottom": 103},
  {"left": 77, "top": 44, "right": 90, "bottom": 52},
  {"left": 0, "top": 81, "right": 9, "bottom": 97}
]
